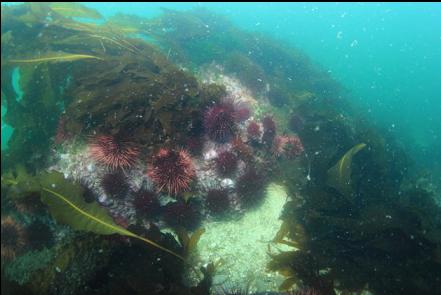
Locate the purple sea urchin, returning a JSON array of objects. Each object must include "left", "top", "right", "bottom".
[
  {"left": 204, "top": 101, "right": 238, "bottom": 143},
  {"left": 100, "top": 172, "right": 129, "bottom": 198},
  {"left": 215, "top": 151, "right": 238, "bottom": 177}
]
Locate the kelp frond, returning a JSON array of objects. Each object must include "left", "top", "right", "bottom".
[
  {"left": 326, "top": 143, "right": 366, "bottom": 198},
  {"left": 4, "top": 171, "right": 185, "bottom": 261},
  {"left": 8, "top": 53, "right": 103, "bottom": 64}
]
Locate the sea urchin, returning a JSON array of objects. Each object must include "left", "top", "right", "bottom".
[
  {"left": 89, "top": 135, "right": 139, "bottom": 170},
  {"left": 1, "top": 216, "right": 27, "bottom": 261},
  {"left": 204, "top": 101, "right": 238, "bottom": 143},
  {"left": 246, "top": 120, "right": 262, "bottom": 141},
  {"left": 100, "top": 172, "right": 129, "bottom": 198},
  {"left": 215, "top": 151, "right": 238, "bottom": 177},
  {"left": 148, "top": 148, "right": 196, "bottom": 196}
]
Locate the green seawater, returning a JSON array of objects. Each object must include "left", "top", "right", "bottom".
[{"left": 2, "top": 2, "right": 440, "bottom": 174}]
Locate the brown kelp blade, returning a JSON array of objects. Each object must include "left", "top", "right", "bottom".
[
  {"left": 177, "top": 227, "right": 205, "bottom": 257},
  {"left": 326, "top": 143, "right": 366, "bottom": 198}
]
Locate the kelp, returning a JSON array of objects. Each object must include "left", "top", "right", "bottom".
[
  {"left": 3, "top": 170, "right": 185, "bottom": 261},
  {"left": 48, "top": 2, "right": 103, "bottom": 19},
  {"left": 267, "top": 244, "right": 335, "bottom": 294},
  {"left": 176, "top": 227, "right": 205, "bottom": 258},
  {"left": 326, "top": 143, "right": 366, "bottom": 198},
  {"left": 1, "top": 165, "right": 40, "bottom": 198},
  {"left": 8, "top": 53, "right": 103, "bottom": 64},
  {"left": 1, "top": 3, "right": 223, "bottom": 172}
]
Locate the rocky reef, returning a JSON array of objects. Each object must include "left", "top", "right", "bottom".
[{"left": 1, "top": 3, "right": 440, "bottom": 295}]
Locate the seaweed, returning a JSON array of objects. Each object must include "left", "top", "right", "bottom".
[
  {"left": 176, "top": 227, "right": 205, "bottom": 258},
  {"left": 48, "top": 2, "right": 103, "bottom": 19},
  {"left": 3, "top": 170, "right": 185, "bottom": 261},
  {"left": 7, "top": 53, "right": 103, "bottom": 64},
  {"left": 326, "top": 143, "right": 366, "bottom": 199}
]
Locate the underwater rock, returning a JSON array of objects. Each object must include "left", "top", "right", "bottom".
[
  {"left": 236, "top": 167, "right": 267, "bottom": 208},
  {"left": 205, "top": 189, "right": 231, "bottom": 216}
]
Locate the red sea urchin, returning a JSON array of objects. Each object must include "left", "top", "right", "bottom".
[
  {"left": 1, "top": 216, "right": 27, "bottom": 260},
  {"left": 273, "top": 135, "right": 304, "bottom": 159},
  {"left": 215, "top": 151, "right": 238, "bottom": 177},
  {"left": 204, "top": 101, "right": 238, "bottom": 143},
  {"left": 232, "top": 137, "right": 254, "bottom": 163},
  {"left": 89, "top": 135, "right": 139, "bottom": 170},
  {"left": 235, "top": 105, "right": 251, "bottom": 122},
  {"left": 246, "top": 120, "right": 262, "bottom": 141},
  {"left": 148, "top": 148, "right": 196, "bottom": 196}
]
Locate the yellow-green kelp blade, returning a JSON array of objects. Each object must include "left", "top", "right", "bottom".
[
  {"left": 38, "top": 171, "right": 184, "bottom": 260},
  {"left": 326, "top": 143, "right": 366, "bottom": 198},
  {"left": 49, "top": 2, "right": 102, "bottom": 19},
  {"left": 8, "top": 53, "right": 103, "bottom": 64}
]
